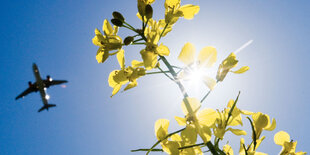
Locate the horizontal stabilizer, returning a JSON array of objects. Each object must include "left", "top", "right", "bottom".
[{"left": 38, "top": 104, "right": 56, "bottom": 112}]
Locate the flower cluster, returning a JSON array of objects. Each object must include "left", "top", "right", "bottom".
[{"left": 92, "top": 0, "right": 306, "bottom": 154}]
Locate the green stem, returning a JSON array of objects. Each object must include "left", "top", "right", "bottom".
[
  {"left": 171, "top": 65, "right": 182, "bottom": 69},
  {"left": 124, "top": 22, "right": 136, "bottom": 31},
  {"left": 131, "top": 149, "right": 163, "bottom": 152},
  {"left": 206, "top": 141, "right": 219, "bottom": 155},
  {"left": 246, "top": 117, "right": 257, "bottom": 151},
  {"left": 178, "top": 143, "right": 204, "bottom": 150},
  {"left": 159, "top": 23, "right": 169, "bottom": 39},
  {"left": 133, "top": 38, "right": 144, "bottom": 43},
  {"left": 131, "top": 43, "right": 145, "bottom": 45},
  {"left": 200, "top": 90, "right": 211, "bottom": 103},
  {"left": 146, "top": 71, "right": 170, "bottom": 75},
  {"left": 158, "top": 66, "right": 175, "bottom": 81},
  {"left": 225, "top": 91, "right": 241, "bottom": 126},
  {"left": 146, "top": 128, "right": 185, "bottom": 155},
  {"left": 159, "top": 56, "right": 188, "bottom": 98}
]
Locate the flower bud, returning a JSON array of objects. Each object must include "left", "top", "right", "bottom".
[
  {"left": 145, "top": 4, "right": 153, "bottom": 19},
  {"left": 124, "top": 36, "right": 134, "bottom": 45},
  {"left": 111, "top": 19, "right": 123, "bottom": 27},
  {"left": 112, "top": 11, "right": 125, "bottom": 22}
]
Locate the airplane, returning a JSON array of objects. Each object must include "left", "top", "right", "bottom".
[{"left": 15, "top": 63, "right": 68, "bottom": 112}]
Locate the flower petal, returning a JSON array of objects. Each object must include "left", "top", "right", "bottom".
[
  {"left": 202, "top": 76, "right": 216, "bottom": 90},
  {"left": 227, "top": 128, "right": 247, "bottom": 136},
  {"left": 111, "top": 84, "right": 121, "bottom": 97},
  {"left": 264, "top": 118, "right": 276, "bottom": 131},
  {"left": 103, "top": 19, "right": 113, "bottom": 35},
  {"left": 155, "top": 119, "right": 170, "bottom": 140},
  {"left": 274, "top": 131, "right": 290, "bottom": 146},
  {"left": 232, "top": 66, "right": 249, "bottom": 74},
  {"left": 198, "top": 46, "right": 217, "bottom": 68},
  {"left": 197, "top": 108, "right": 218, "bottom": 127},
  {"left": 140, "top": 49, "right": 158, "bottom": 70},
  {"left": 131, "top": 60, "right": 144, "bottom": 68},
  {"left": 96, "top": 47, "right": 109, "bottom": 63},
  {"left": 116, "top": 49, "right": 125, "bottom": 69},
  {"left": 178, "top": 42, "right": 196, "bottom": 65},
  {"left": 181, "top": 125, "right": 197, "bottom": 144},
  {"left": 175, "top": 116, "right": 186, "bottom": 126},
  {"left": 223, "top": 144, "right": 234, "bottom": 155},
  {"left": 124, "top": 80, "right": 137, "bottom": 91},
  {"left": 156, "top": 43, "right": 170, "bottom": 56},
  {"left": 181, "top": 97, "right": 201, "bottom": 116},
  {"left": 178, "top": 4, "right": 200, "bottom": 20}
]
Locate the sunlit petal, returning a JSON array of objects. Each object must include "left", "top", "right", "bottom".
[{"left": 178, "top": 43, "right": 196, "bottom": 65}]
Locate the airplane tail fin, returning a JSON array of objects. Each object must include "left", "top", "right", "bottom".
[{"left": 38, "top": 104, "right": 56, "bottom": 112}]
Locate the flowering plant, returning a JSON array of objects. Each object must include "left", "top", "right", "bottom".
[{"left": 92, "top": 0, "right": 306, "bottom": 154}]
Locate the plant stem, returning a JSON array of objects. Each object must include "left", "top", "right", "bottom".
[
  {"left": 131, "top": 149, "right": 163, "bottom": 152},
  {"left": 206, "top": 141, "right": 219, "bottom": 155},
  {"left": 159, "top": 23, "right": 169, "bottom": 39},
  {"left": 158, "top": 66, "right": 175, "bottom": 81},
  {"left": 200, "top": 90, "right": 211, "bottom": 103},
  {"left": 178, "top": 142, "right": 205, "bottom": 150},
  {"left": 146, "top": 71, "right": 170, "bottom": 75},
  {"left": 146, "top": 128, "right": 185, "bottom": 155}
]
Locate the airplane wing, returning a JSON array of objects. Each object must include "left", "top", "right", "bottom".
[
  {"left": 44, "top": 79, "right": 68, "bottom": 88},
  {"left": 15, "top": 86, "right": 38, "bottom": 100}
]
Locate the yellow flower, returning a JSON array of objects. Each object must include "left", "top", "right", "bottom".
[
  {"left": 223, "top": 144, "right": 234, "bottom": 155},
  {"left": 216, "top": 52, "right": 249, "bottom": 82},
  {"left": 139, "top": 18, "right": 171, "bottom": 70},
  {"left": 274, "top": 131, "right": 306, "bottom": 155},
  {"left": 174, "top": 97, "right": 212, "bottom": 142},
  {"left": 251, "top": 112, "right": 276, "bottom": 139},
  {"left": 177, "top": 43, "right": 217, "bottom": 90},
  {"left": 92, "top": 19, "right": 123, "bottom": 63},
  {"left": 164, "top": 0, "right": 200, "bottom": 25},
  {"left": 154, "top": 119, "right": 203, "bottom": 155},
  {"left": 210, "top": 99, "right": 252, "bottom": 139},
  {"left": 137, "top": 0, "right": 155, "bottom": 16},
  {"left": 239, "top": 137, "right": 267, "bottom": 155},
  {"left": 108, "top": 50, "right": 145, "bottom": 97}
]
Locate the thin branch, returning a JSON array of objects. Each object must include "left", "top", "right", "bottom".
[
  {"left": 131, "top": 148, "right": 163, "bottom": 152},
  {"left": 158, "top": 66, "right": 175, "bottom": 81},
  {"left": 225, "top": 91, "right": 241, "bottom": 126},
  {"left": 247, "top": 117, "right": 257, "bottom": 151},
  {"left": 159, "top": 23, "right": 169, "bottom": 39},
  {"left": 206, "top": 141, "right": 219, "bottom": 155},
  {"left": 146, "top": 71, "right": 170, "bottom": 75},
  {"left": 171, "top": 65, "right": 182, "bottom": 70},
  {"left": 178, "top": 143, "right": 204, "bottom": 150},
  {"left": 200, "top": 90, "right": 211, "bottom": 103},
  {"left": 146, "top": 128, "right": 186, "bottom": 155}
]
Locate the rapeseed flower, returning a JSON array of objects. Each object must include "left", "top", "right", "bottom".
[{"left": 92, "top": 19, "right": 123, "bottom": 63}]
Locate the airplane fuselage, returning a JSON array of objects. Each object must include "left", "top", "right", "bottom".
[{"left": 32, "top": 63, "right": 48, "bottom": 105}]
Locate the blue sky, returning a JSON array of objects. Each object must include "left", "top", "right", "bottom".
[{"left": 0, "top": 0, "right": 309, "bottom": 154}]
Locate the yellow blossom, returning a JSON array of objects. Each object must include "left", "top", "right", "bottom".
[
  {"left": 154, "top": 119, "right": 203, "bottom": 155},
  {"left": 92, "top": 19, "right": 123, "bottom": 63},
  {"left": 239, "top": 137, "right": 267, "bottom": 155},
  {"left": 108, "top": 50, "right": 145, "bottom": 97},
  {"left": 139, "top": 20, "right": 171, "bottom": 70},
  {"left": 216, "top": 52, "right": 249, "bottom": 82},
  {"left": 274, "top": 131, "right": 306, "bottom": 155},
  {"left": 164, "top": 0, "right": 200, "bottom": 25},
  {"left": 211, "top": 99, "right": 253, "bottom": 139},
  {"left": 178, "top": 43, "right": 217, "bottom": 90},
  {"left": 251, "top": 112, "right": 276, "bottom": 139},
  {"left": 223, "top": 144, "right": 234, "bottom": 155},
  {"left": 137, "top": 0, "right": 155, "bottom": 16},
  {"left": 175, "top": 97, "right": 212, "bottom": 142}
]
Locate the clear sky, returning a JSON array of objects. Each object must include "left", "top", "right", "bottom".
[{"left": 0, "top": 0, "right": 309, "bottom": 154}]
